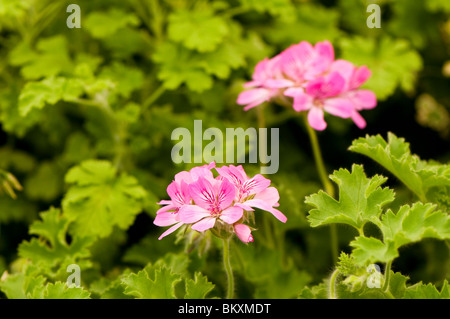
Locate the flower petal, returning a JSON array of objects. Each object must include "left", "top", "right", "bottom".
[
  {"left": 284, "top": 87, "right": 313, "bottom": 112},
  {"left": 323, "top": 98, "right": 354, "bottom": 119},
  {"left": 217, "top": 178, "right": 236, "bottom": 211},
  {"left": 191, "top": 217, "right": 216, "bottom": 232},
  {"left": 178, "top": 205, "right": 211, "bottom": 223},
  {"left": 158, "top": 222, "right": 184, "bottom": 240},
  {"left": 254, "top": 187, "right": 280, "bottom": 207},
  {"left": 351, "top": 66, "right": 371, "bottom": 89},
  {"left": 242, "top": 174, "right": 271, "bottom": 196},
  {"left": 219, "top": 206, "right": 244, "bottom": 224},
  {"left": 154, "top": 211, "right": 179, "bottom": 227},
  {"left": 156, "top": 203, "right": 177, "bottom": 215},
  {"left": 237, "top": 88, "right": 273, "bottom": 111},
  {"left": 351, "top": 111, "right": 367, "bottom": 129},
  {"left": 243, "top": 199, "right": 287, "bottom": 223},
  {"left": 307, "top": 107, "right": 327, "bottom": 131},
  {"left": 349, "top": 90, "right": 377, "bottom": 110},
  {"left": 189, "top": 177, "right": 217, "bottom": 209}
]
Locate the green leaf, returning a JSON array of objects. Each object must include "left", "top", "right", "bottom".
[
  {"left": 18, "top": 76, "right": 83, "bottom": 117},
  {"left": 339, "top": 36, "right": 422, "bottom": 100},
  {"left": 349, "top": 133, "right": 450, "bottom": 205},
  {"left": 84, "top": 9, "right": 139, "bottom": 39},
  {"left": 168, "top": 8, "right": 228, "bottom": 52},
  {"left": 153, "top": 42, "right": 214, "bottom": 92},
  {"left": 305, "top": 164, "right": 395, "bottom": 230},
  {"left": 122, "top": 265, "right": 183, "bottom": 299},
  {"left": 10, "top": 36, "right": 73, "bottom": 80},
  {"left": 62, "top": 160, "right": 147, "bottom": 238},
  {"left": 0, "top": 273, "right": 28, "bottom": 299},
  {"left": 381, "top": 203, "right": 450, "bottom": 246},
  {"left": 351, "top": 203, "right": 450, "bottom": 265},
  {"left": 42, "top": 282, "right": 90, "bottom": 299},
  {"left": 265, "top": 4, "right": 341, "bottom": 46},
  {"left": 298, "top": 282, "right": 328, "bottom": 299},
  {"left": 99, "top": 62, "right": 144, "bottom": 98},
  {"left": 153, "top": 22, "right": 246, "bottom": 92},
  {"left": 18, "top": 208, "right": 93, "bottom": 279},
  {"left": 350, "top": 236, "right": 398, "bottom": 265},
  {"left": 404, "top": 281, "right": 450, "bottom": 299},
  {"left": 184, "top": 272, "right": 215, "bottom": 299},
  {"left": 389, "top": 271, "right": 409, "bottom": 299},
  {"left": 389, "top": 0, "right": 438, "bottom": 49}
]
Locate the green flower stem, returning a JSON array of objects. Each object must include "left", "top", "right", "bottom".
[
  {"left": 222, "top": 237, "right": 235, "bottom": 299},
  {"left": 383, "top": 260, "right": 392, "bottom": 292},
  {"left": 329, "top": 269, "right": 340, "bottom": 299},
  {"left": 143, "top": 85, "right": 166, "bottom": 110},
  {"left": 303, "top": 116, "right": 335, "bottom": 197},
  {"left": 303, "top": 115, "right": 338, "bottom": 264}
]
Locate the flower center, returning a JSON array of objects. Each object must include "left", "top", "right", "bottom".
[{"left": 313, "top": 99, "right": 324, "bottom": 108}]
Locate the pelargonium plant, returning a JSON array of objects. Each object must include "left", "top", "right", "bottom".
[
  {"left": 237, "top": 40, "right": 378, "bottom": 265},
  {"left": 154, "top": 162, "right": 287, "bottom": 298}
]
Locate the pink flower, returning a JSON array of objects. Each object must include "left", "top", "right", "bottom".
[
  {"left": 178, "top": 177, "right": 244, "bottom": 232},
  {"left": 154, "top": 163, "right": 286, "bottom": 243},
  {"left": 237, "top": 40, "right": 377, "bottom": 130}
]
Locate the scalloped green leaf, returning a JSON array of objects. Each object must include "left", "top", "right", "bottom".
[
  {"left": 41, "top": 282, "right": 91, "bottom": 299},
  {"left": 122, "top": 265, "right": 182, "bottom": 299},
  {"left": 351, "top": 203, "right": 450, "bottom": 265},
  {"left": 18, "top": 208, "right": 93, "bottom": 279},
  {"left": 9, "top": 36, "right": 73, "bottom": 80},
  {"left": 184, "top": 272, "right": 215, "bottom": 299},
  {"left": 168, "top": 8, "right": 228, "bottom": 52},
  {"left": 305, "top": 164, "right": 395, "bottom": 230},
  {"left": 84, "top": 9, "right": 139, "bottom": 39},
  {"left": 62, "top": 160, "right": 147, "bottom": 238},
  {"left": 404, "top": 281, "right": 450, "bottom": 299},
  {"left": 18, "top": 76, "right": 83, "bottom": 117},
  {"left": 349, "top": 133, "right": 450, "bottom": 207}
]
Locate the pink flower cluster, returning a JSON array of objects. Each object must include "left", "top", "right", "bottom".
[
  {"left": 237, "top": 41, "right": 377, "bottom": 131},
  {"left": 154, "top": 162, "right": 287, "bottom": 243}
]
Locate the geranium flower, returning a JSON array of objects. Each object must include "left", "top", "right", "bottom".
[
  {"left": 237, "top": 40, "right": 377, "bottom": 130},
  {"left": 178, "top": 177, "right": 244, "bottom": 231},
  {"left": 154, "top": 163, "right": 286, "bottom": 243}
]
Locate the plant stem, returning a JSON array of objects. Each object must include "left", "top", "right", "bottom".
[
  {"left": 143, "top": 85, "right": 166, "bottom": 110},
  {"left": 329, "top": 269, "right": 340, "bottom": 299},
  {"left": 303, "top": 115, "right": 338, "bottom": 264},
  {"left": 303, "top": 117, "right": 335, "bottom": 197},
  {"left": 222, "top": 238, "right": 234, "bottom": 299},
  {"left": 383, "top": 260, "right": 392, "bottom": 291}
]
